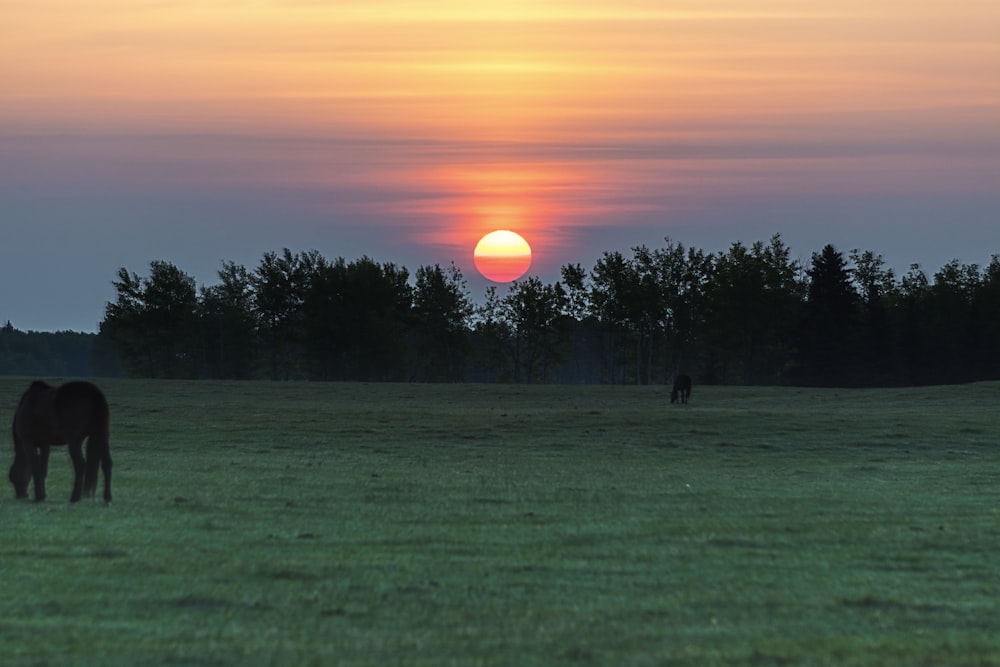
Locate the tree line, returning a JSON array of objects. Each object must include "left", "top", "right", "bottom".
[
  {"left": 0, "top": 321, "right": 120, "bottom": 377},
  {"left": 94, "top": 236, "right": 1000, "bottom": 387}
]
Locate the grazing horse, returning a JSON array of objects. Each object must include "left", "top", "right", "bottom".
[
  {"left": 9, "top": 380, "right": 112, "bottom": 504},
  {"left": 670, "top": 374, "right": 692, "bottom": 404}
]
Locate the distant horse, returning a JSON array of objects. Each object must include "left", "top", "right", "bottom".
[
  {"left": 670, "top": 374, "right": 692, "bottom": 405},
  {"left": 9, "top": 380, "right": 112, "bottom": 504}
]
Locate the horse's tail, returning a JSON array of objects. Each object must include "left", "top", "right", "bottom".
[{"left": 84, "top": 398, "right": 112, "bottom": 499}]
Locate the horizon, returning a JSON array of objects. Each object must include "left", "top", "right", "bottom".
[{"left": 2, "top": 232, "right": 995, "bottom": 335}]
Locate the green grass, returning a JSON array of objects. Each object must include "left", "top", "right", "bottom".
[{"left": 2, "top": 378, "right": 1000, "bottom": 665}]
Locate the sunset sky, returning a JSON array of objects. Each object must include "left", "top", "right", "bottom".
[{"left": 3, "top": 0, "right": 999, "bottom": 331}]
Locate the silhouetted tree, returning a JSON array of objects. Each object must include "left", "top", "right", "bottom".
[
  {"left": 590, "top": 250, "right": 641, "bottom": 383},
  {"left": 798, "top": 245, "right": 858, "bottom": 385},
  {"left": 850, "top": 249, "right": 898, "bottom": 383},
  {"left": 102, "top": 261, "right": 199, "bottom": 378},
  {"left": 471, "top": 285, "right": 514, "bottom": 382},
  {"left": 897, "top": 264, "right": 931, "bottom": 384},
  {"left": 340, "top": 258, "right": 411, "bottom": 380},
  {"left": 93, "top": 238, "right": 1000, "bottom": 387},
  {"left": 301, "top": 256, "right": 350, "bottom": 380},
  {"left": 558, "top": 263, "right": 603, "bottom": 383},
  {"left": 102, "top": 268, "right": 148, "bottom": 375},
  {"left": 628, "top": 246, "right": 667, "bottom": 384},
  {"left": 501, "top": 277, "right": 568, "bottom": 383},
  {"left": 252, "top": 249, "right": 320, "bottom": 379},
  {"left": 301, "top": 256, "right": 410, "bottom": 380},
  {"left": 649, "top": 239, "right": 713, "bottom": 383},
  {"left": 927, "top": 259, "right": 982, "bottom": 382},
  {"left": 704, "top": 235, "right": 804, "bottom": 384},
  {"left": 0, "top": 324, "right": 101, "bottom": 376},
  {"left": 199, "top": 261, "right": 258, "bottom": 379},
  {"left": 411, "top": 263, "right": 473, "bottom": 381},
  {"left": 975, "top": 255, "right": 1000, "bottom": 379}
]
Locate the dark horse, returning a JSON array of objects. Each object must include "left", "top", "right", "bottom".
[
  {"left": 670, "top": 374, "right": 692, "bottom": 404},
  {"left": 9, "top": 380, "right": 112, "bottom": 504}
]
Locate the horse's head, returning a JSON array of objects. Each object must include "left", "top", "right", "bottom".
[{"left": 670, "top": 389, "right": 679, "bottom": 404}]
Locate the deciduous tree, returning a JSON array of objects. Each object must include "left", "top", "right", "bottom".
[
  {"left": 102, "top": 261, "right": 199, "bottom": 378},
  {"left": 412, "top": 263, "right": 473, "bottom": 381}
]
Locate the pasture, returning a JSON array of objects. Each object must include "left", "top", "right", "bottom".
[{"left": 2, "top": 378, "right": 1000, "bottom": 666}]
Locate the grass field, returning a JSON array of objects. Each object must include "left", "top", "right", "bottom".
[{"left": 2, "top": 378, "right": 999, "bottom": 666}]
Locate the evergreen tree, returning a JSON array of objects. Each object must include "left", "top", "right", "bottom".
[{"left": 799, "top": 245, "right": 858, "bottom": 385}]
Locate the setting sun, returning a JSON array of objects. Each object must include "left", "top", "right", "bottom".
[{"left": 474, "top": 230, "right": 532, "bottom": 283}]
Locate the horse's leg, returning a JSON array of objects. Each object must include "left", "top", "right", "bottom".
[
  {"left": 68, "top": 439, "right": 86, "bottom": 503},
  {"left": 101, "top": 451, "right": 113, "bottom": 505},
  {"left": 33, "top": 446, "right": 51, "bottom": 502},
  {"left": 9, "top": 446, "right": 30, "bottom": 499},
  {"left": 85, "top": 435, "right": 113, "bottom": 504},
  {"left": 84, "top": 439, "right": 101, "bottom": 498},
  {"left": 10, "top": 427, "right": 31, "bottom": 498},
  {"left": 19, "top": 441, "right": 40, "bottom": 500}
]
